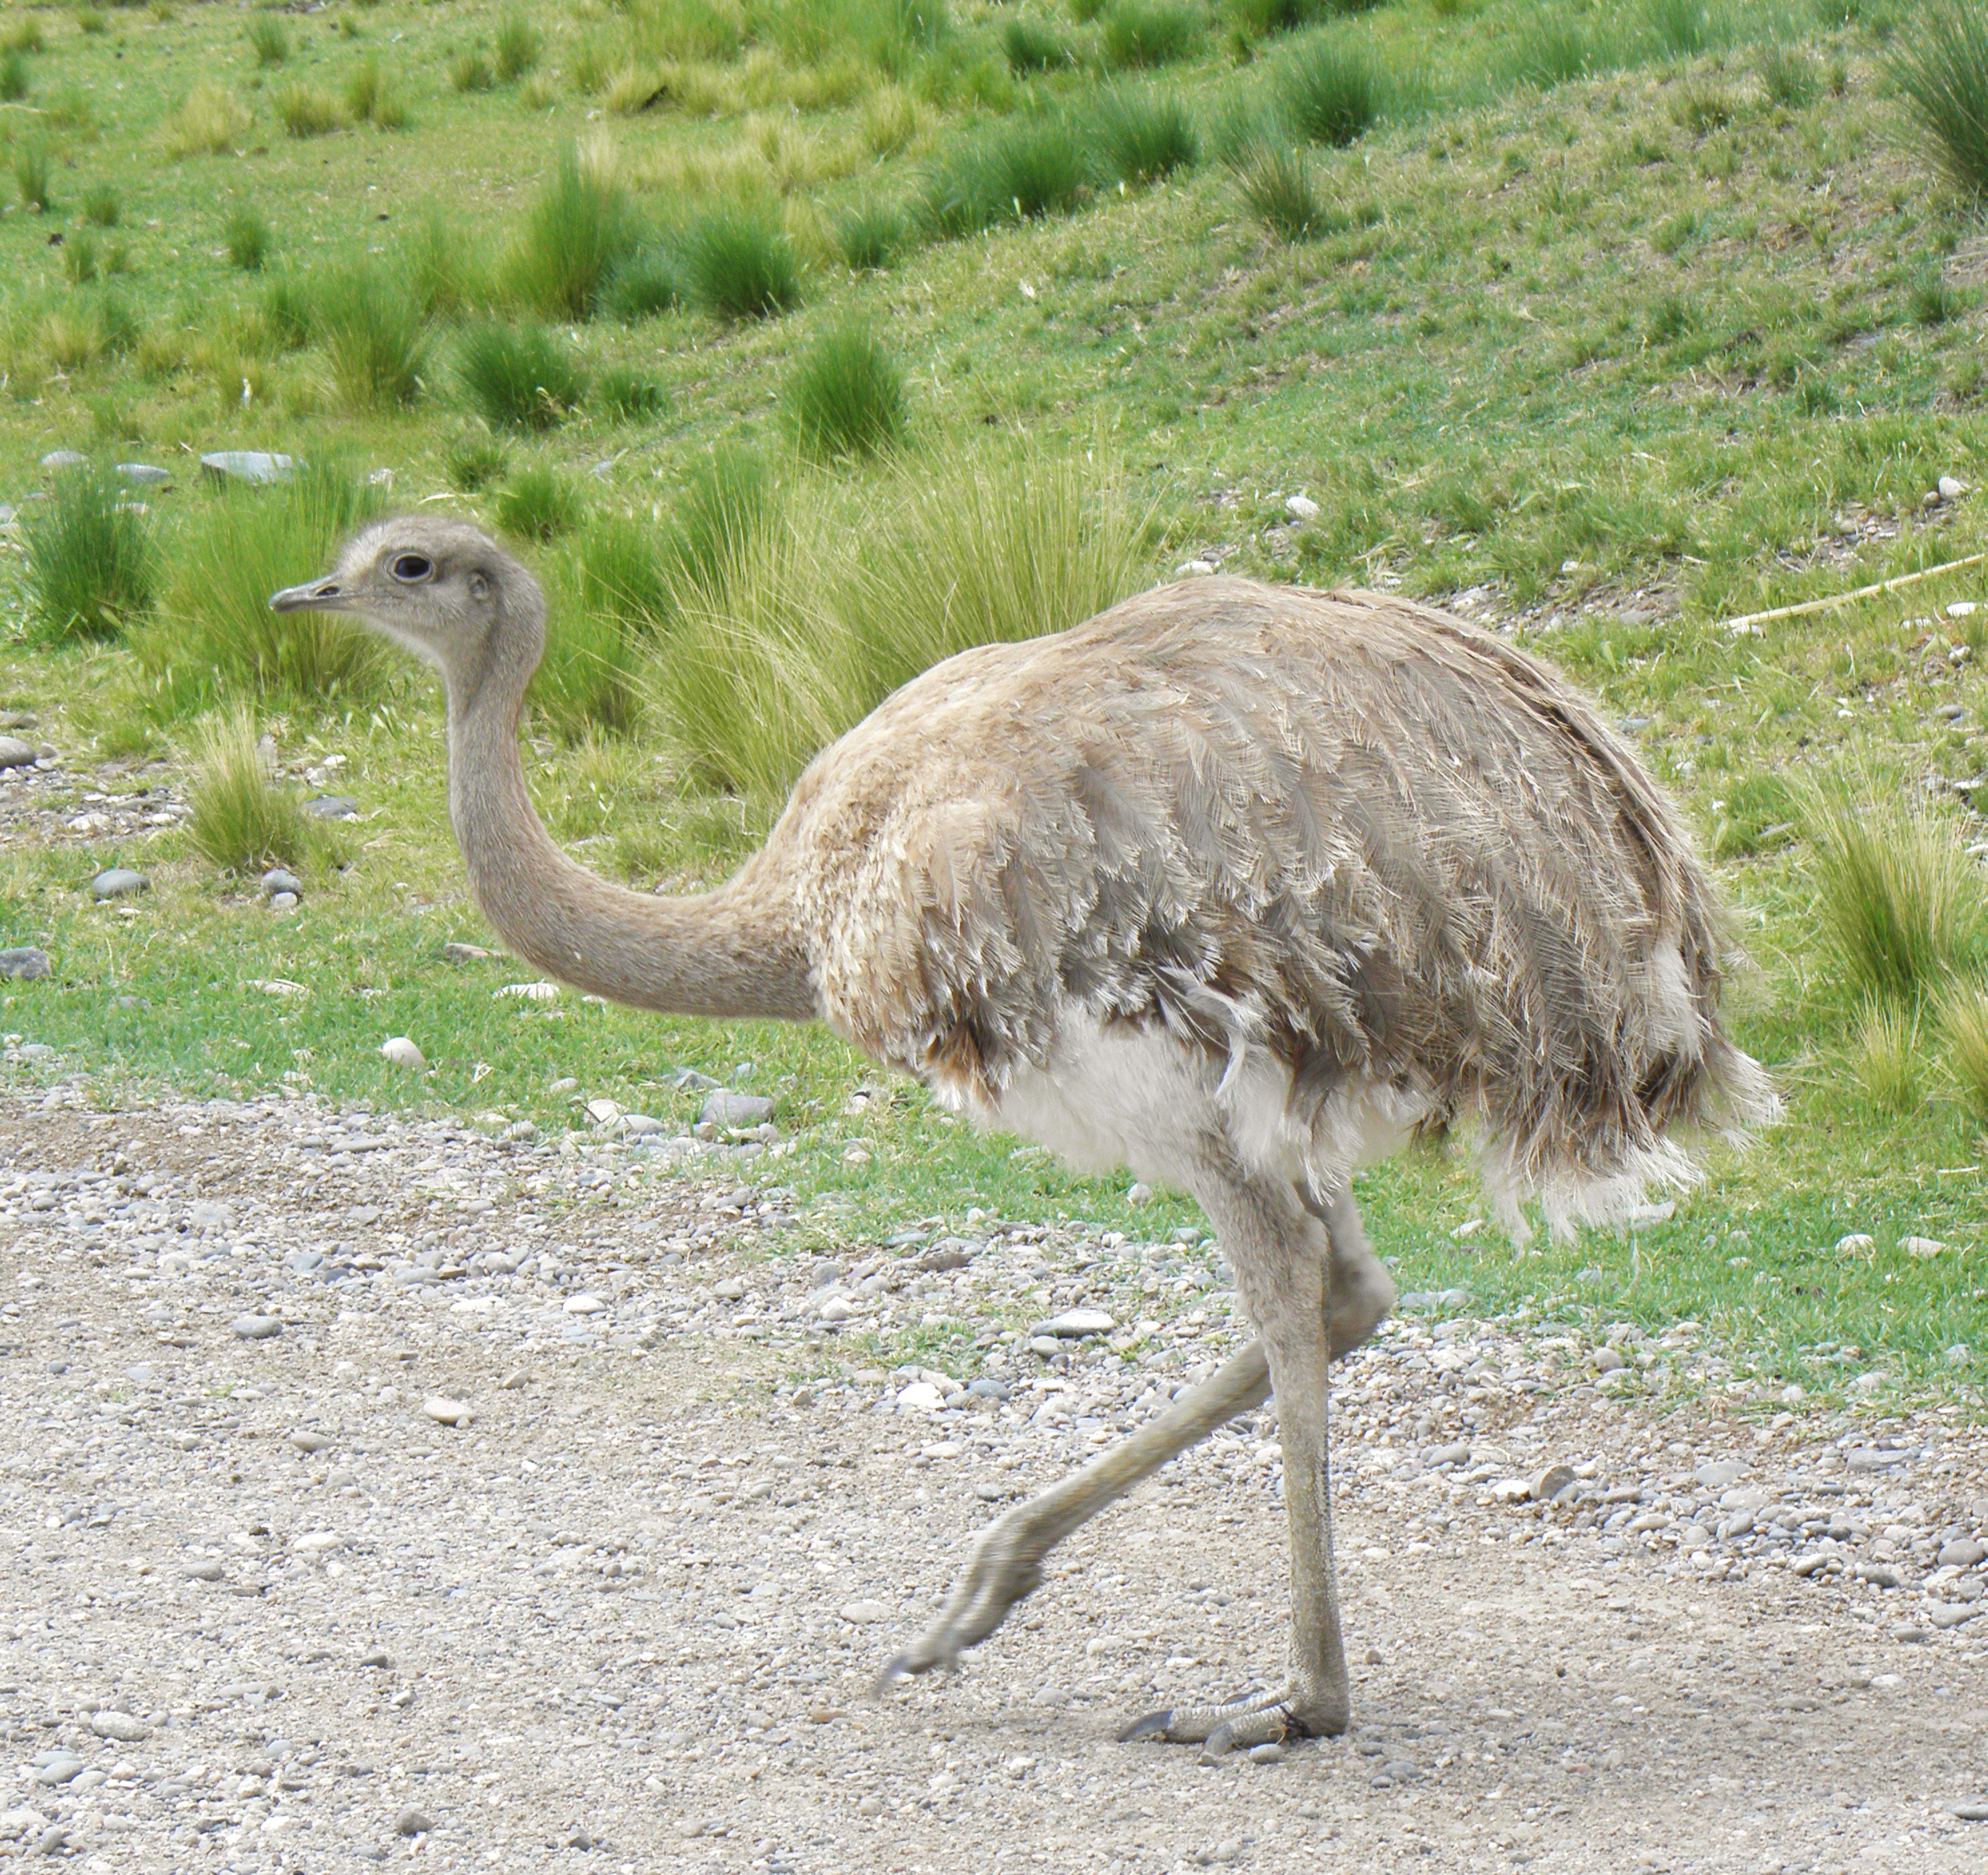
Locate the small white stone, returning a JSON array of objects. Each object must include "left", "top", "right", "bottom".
[
  {"left": 292, "top": 1531, "right": 346, "bottom": 1556},
  {"left": 1284, "top": 494, "right": 1319, "bottom": 521},
  {"left": 1835, "top": 1233, "right": 1876, "bottom": 1255},
  {"left": 840, "top": 1599, "right": 890, "bottom": 1624},
  {"left": 1900, "top": 1236, "right": 1945, "bottom": 1259},
  {"left": 585, "top": 1097, "right": 621, "bottom": 1125},
  {"left": 896, "top": 1381, "right": 944, "bottom": 1411},
  {"left": 1041, "top": 1307, "right": 1115, "bottom": 1338},
  {"left": 88, "top": 1712, "right": 150, "bottom": 1742},
  {"left": 380, "top": 1037, "right": 424, "bottom": 1068},
  {"left": 1125, "top": 1182, "right": 1153, "bottom": 1205},
  {"left": 423, "top": 1395, "right": 471, "bottom": 1426},
  {"left": 564, "top": 1293, "right": 606, "bottom": 1315},
  {"left": 1176, "top": 559, "right": 1217, "bottom": 576},
  {"left": 819, "top": 1297, "right": 854, "bottom": 1322},
  {"left": 1947, "top": 601, "right": 1979, "bottom": 619},
  {"left": 1939, "top": 474, "right": 1968, "bottom": 501},
  {"left": 494, "top": 981, "right": 560, "bottom": 1001}
]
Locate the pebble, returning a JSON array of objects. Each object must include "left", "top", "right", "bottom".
[
  {"left": 380, "top": 1037, "right": 425, "bottom": 1068},
  {"left": 116, "top": 462, "right": 170, "bottom": 486},
  {"left": 88, "top": 1711, "right": 150, "bottom": 1742},
  {"left": 1939, "top": 1538, "right": 1987, "bottom": 1568},
  {"left": 896, "top": 1381, "right": 944, "bottom": 1411},
  {"left": 442, "top": 942, "right": 492, "bottom": 963},
  {"left": 1285, "top": 493, "right": 1319, "bottom": 520},
  {"left": 303, "top": 795, "right": 357, "bottom": 819},
  {"left": 495, "top": 981, "right": 560, "bottom": 1002},
  {"left": 270, "top": 890, "right": 299, "bottom": 912},
  {"left": 1591, "top": 1347, "right": 1627, "bottom": 1373},
  {"left": 1695, "top": 1459, "right": 1745, "bottom": 1490},
  {"left": 0, "top": 736, "right": 37, "bottom": 770},
  {"left": 1835, "top": 1233, "right": 1875, "bottom": 1254},
  {"left": 1399, "top": 1288, "right": 1471, "bottom": 1311},
  {"left": 1247, "top": 1742, "right": 1285, "bottom": 1763},
  {"left": 89, "top": 868, "right": 148, "bottom": 901},
  {"left": 33, "top": 1758, "right": 82, "bottom": 1787},
  {"left": 564, "top": 1293, "right": 606, "bottom": 1315},
  {"left": 230, "top": 1315, "right": 282, "bottom": 1341},
  {"left": 586, "top": 1098, "right": 621, "bottom": 1126},
  {"left": 1949, "top": 1800, "right": 1988, "bottom": 1822},
  {"left": 0, "top": 947, "right": 50, "bottom": 980},
  {"left": 1126, "top": 1181, "right": 1154, "bottom": 1204},
  {"left": 395, "top": 1807, "right": 433, "bottom": 1837},
  {"left": 261, "top": 868, "right": 302, "bottom": 898},
  {"left": 198, "top": 449, "right": 299, "bottom": 485},
  {"left": 1039, "top": 1307, "right": 1115, "bottom": 1338},
  {"left": 289, "top": 1430, "right": 332, "bottom": 1454},
  {"left": 423, "top": 1396, "right": 471, "bottom": 1427},
  {"left": 1940, "top": 474, "right": 1969, "bottom": 501},
  {"left": 819, "top": 1298, "right": 854, "bottom": 1322},
  {"left": 1530, "top": 1463, "right": 1577, "bottom": 1503},
  {"left": 840, "top": 1600, "right": 890, "bottom": 1624},
  {"left": 701, "top": 1089, "right": 774, "bottom": 1128},
  {"left": 40, "top": 449, "right": 87, "bottom": 470},
  {"left": 1900, "top": 1236, "right": 1945, "bottom": 1258}
]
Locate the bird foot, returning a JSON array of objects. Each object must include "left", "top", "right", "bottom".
[
  {"left": 1118, "top": 1683, "right": 1345, "bottom": 1763},
  {"left": 873, "top": 1506, "right": 1045, "bottom": 1691}
]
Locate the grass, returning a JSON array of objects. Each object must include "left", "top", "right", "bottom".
[
  {"left": 185, "top": 708, "right": 316, "bottom": 875},
  {"left": 1938, "top": 975, "right": 1988, "bottom": 1124},
  {"left": 495, "top": 15, "right": 543, "bottom": 82},
  {"left": 130, "top": 458, "right": 389, "bottom": 714},
  {"left": 676, "top": 204, "right": 804, "bottom": 320},
  {"left": 456, "top": 322, "right": 589, "bottom": 431},
  {"left": 5, "top": 0, "right": 1988, "bottom": 1412},
  {"left": 0, "top": 51, "right": 28, "bottom": 104},
  {"left": 922, "top": 114, "right": 1090, "bottom": 235},
  {"left": 1888, "top": 0, "right": 1988, "bottom": 206},
  {"left": 493, "top": 463, "right": 586, "bottom": 542},
  {"left": 783, "top": 325, "right": 910, "bottom": 462},
  {"left": 1003, "top": 17, "right": 1071, "bottom": 75},
  {"left": 224, "top": 206, "right": 272, "bottom": 272},
  {"left": 506, "top": 148, "right": 641, "bottom": 320},
  {"left": 1101, "top": 1, "right": 1204, "bottom": 71},
  {"left": 81, "top": 183, "right": 120, "bottom": 228},
  {"left": 1276, "top": 32, "right": 1382, "bottom": 148},
  {"left": 602, "top": 249, "right": 681, "bottom": 323},
  {"left": 313, "top": 268, "right": 430, "bottom": 412},
  {"left": 1092, "top": 86, "right": 1199, "bottom": 186},
  {"left": 1234, "top": 142, "right": 1331, "bottom": 240},
  {"left": 450, "top": 48, "right": 496, "bottom": 95},
  {"left": 277, "top": 82, "right": 346, "bottom": 139},
  {"left": 22, "top": 464, "right": 158, "bottom": 644},
  {"left": 596, "top": 365, "right": 668, "bottom": 419},
  {"left": 1802, "top": 780, "right": 1988, "bottom": 1005},
  {"left": 160, "top": 83, "right": 250, "bottom": 159},
  {"left": 13, "top": 144, "right": 51, "bottom": 213},
  {"left": 836, "top": 200, "right": 909, "bottom": 270},
  {"left": 246, "top": 15, "right": 289, "bottom": 67},
  {"left": 1852, "top": 996, "right": 1924, "bottom": 1116}
]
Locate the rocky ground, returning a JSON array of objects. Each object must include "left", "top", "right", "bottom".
[{"left": 0, "top": 1083, "right": 1985, "bottom": 1874}]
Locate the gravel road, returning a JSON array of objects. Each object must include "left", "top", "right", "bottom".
[{"left": 1, "top": 1085, "right": 1985, "bottom": 1874}]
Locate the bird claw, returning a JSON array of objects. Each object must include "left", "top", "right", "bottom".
[{"left": 875, "top": 1509, "right": 1045, "bottom": 1692}]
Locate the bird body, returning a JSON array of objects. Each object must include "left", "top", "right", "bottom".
[{"left": 273, "top": 516, "right": 1773, "bottom": 1755}]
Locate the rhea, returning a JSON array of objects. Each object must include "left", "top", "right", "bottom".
[{"left": 273, "top": 516, "right": 1772, "bottom": 1756}]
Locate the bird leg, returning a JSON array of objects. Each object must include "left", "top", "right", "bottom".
[
  {"left": 876, "top": 1338, "right": 1271, "bottom": 1686},
  {"left": 1120, "top": 1160, "right": 1351, "bottom": 1759}
]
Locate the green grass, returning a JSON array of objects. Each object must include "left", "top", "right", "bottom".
[
  {"left": 21, "top": 464, "right": 158, "bottom": 644},
  {"left": 505, "top": 147, "right": 641, "bottom": 321},
  {"left": 1888, "top": 0, "right": 1988, "bottom": 205},
  {"left": 3, "top": 0, "right": 1988, "bottom": 1412},
  {"left": 494, "top": 15, "right": 544, "bottom": 83},
  {"left": 223, "top": 206, "right": 272, "bottom": 273},
  {"left": 81, "top": 183, "right": 120, "bottom": 228},
  {"left": 783, "top": 325, "right": 910, "bottom": 461},
  {"left": 311, "top": 268, "right": 430, "bottom": 413},
  {"left": 13, "top": 144, "right": 51, "bottom": 213},
  {"left": 1234, "top": 142, "right": 1332, "bottom": 240},
  {"left": 1091, "top": 86, "right": 1200, "bottom": 186},
  {"left": 493, "top": 462, "right": 587, "bottom": 542},
  {"left": 676, "top": 204, "right": 804, "bottom": 320},
  {"left": 456, "top": 322, "right": 589, "bottom": 432},
  {"left": 1101, "top": 1, "right": 1204, "bottom": 71},
  {"left": 185, "top": 708, "right": 315, "bottom": 875},
  {"left": 0, "top": 50, "right": 29, "bottom": 104},
  {"left": 1003, "top": 17, "right": 1072, "bottom": 75},
  {"left": 275, "top": 81, "right": 345, "bottom": 140},
  {"left": 1276, "top": 31, "right": 1382, "bottom": 148},
  {"left": 603, "top": 249, "right": 681, "bottom": 322}
]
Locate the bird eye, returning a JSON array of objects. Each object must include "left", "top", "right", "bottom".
[{"left": 390, "top": 554, "right": 432, "bottom": 582}]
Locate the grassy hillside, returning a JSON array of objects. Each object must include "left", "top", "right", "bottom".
[{"left": 2, "top": 0, "right": 1987, "bottom": 1410}]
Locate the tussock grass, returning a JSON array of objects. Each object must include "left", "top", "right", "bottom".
[
  {"left": 0, "top": 15, "right": 44, "bottom": 55},
  {"left": 922, "top": 114, "right": 1090, "bottom": 236},
  {"left": 186, "top": 709, "right": 314, "bottom": 874},
  {"left": 346, "top": 55, "right": 409, "bottom": 128},
  {"left": 1234, "top": 142, "right": 1331, "bottom": 240},
  {"left": 1938, "top": 976, "right": 1988, "bottom": 1124},
  {"left": 495, "top": 15, "right": 543, "bottom": 81},
  {"left": 669, "top": 444, "right": 778, "bottom": 592},
  {"left": 530, "top": 521, "right": 668, "bottom": 739},
  {"left": 676, "top": 203, "right": 802, "bottom": 319},
  {"left": 450, "top": 48, "right": 496, "bottom": 94},
  {"left": 784, "top": 325, "right": 909, "bottom": 462},
  {"left": 457, "top": 322, "right": 588, "bottom": 430},
  {"left": 1277, "top": 33, "right": 1381, "bottom": 148},
  {"left": 505, "top": 148, "right": 641, "bottom": 319},
  {"left": 1092, "top": 86, "right": 1198, "bottom": 186},
  {"left": 1102, "top": 0, "right": 1203, "bottom": 71},
  {"left": 23, "top": 463, "right": 158, "bottom": 643},
  {"left": 162, "top": 83, "right": 250, "bottom": 159},
  {"left": 1756, "top": 40, "right": 1818, "bottom": 110},
  {"left": 1889, "top": 0, "right": 1988, "bottom": 206},
  {"left": 14, "top": 144, "right": 51, "bottom": 212},
  {"left": 313, "top": 268, "right": 428, "bottom": 411},
  {"left": 0, "top": 51, "right": 29, "bottom": 104},
  {"left": 403, "top": 206, "right": 488, "bottom": 318},
  {"left": 1003, "top": 18, "right": 1071, "bottom": 75},
  {"left": 1641, "top": 0, "right": 1713, "bottom": 62},
  {"left": 649, "top": 444, "right": 1138, "bottom": 800},
  {"left": 836, "top": 199, "right": 908, "bottom": 270},
  {"left": 1802, "top": 780, "right": 1988, "bottom": 1005},
  {"left": 81, "top": 182, "right": 120, "bottom": 228},
  {"left": 277, "top": 81, "right": 346, "bottom": 139},
  {"left": 224, "top": 206, "right": 271, "bottom": 271},
  {"left": 595, "top": 365, "right": 667, "bottom": 419},
  {"left": 246, "top": 15, "right": 289, "bottom": 67},
  {"left": 602, "top": 249, "right": 680, "bottom": 321},
  {"left": 1853, "top": 997, "right": 1924, "bottom": 1116},
  {"left": 444, "top": 430, "right": 510, "bottom": 492},
  {"left": 494, "top": 464, "right": 586, "bottom": 542},
  {"left": 136, "top": 458, "right": 389, "bottom": 711}
]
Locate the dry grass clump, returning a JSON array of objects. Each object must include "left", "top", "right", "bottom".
[
  {"left": 1852, "top": 996, "right": 1924, "bottom": 1115},
  {"left": 1939, "top": 975, "right": 1988, "bottom": 1122},
  {"left": 276, "top": 82, "right": 347, "bottom": 139}
]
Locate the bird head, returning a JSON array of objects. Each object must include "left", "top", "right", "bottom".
[{"left": 269, "top": 516, "right": 539, "bottom": 682}]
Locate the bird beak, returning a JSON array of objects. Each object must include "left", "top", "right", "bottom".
[{"left": 269, "top": 577, "right": 350, "bottom": 615}]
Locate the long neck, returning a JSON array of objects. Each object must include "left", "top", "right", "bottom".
[{"left": 444, "top": 629, "right": 816, "bottom": 1023}]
